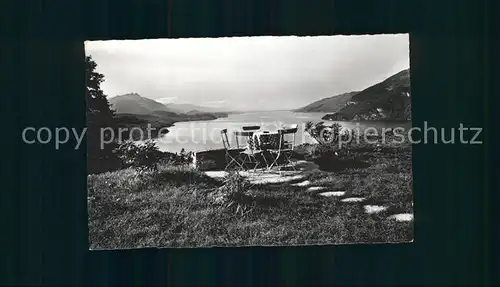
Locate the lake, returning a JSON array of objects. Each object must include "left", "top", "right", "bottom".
[{"left": 154, "top": 111, "right": 411, "bottom": 153}]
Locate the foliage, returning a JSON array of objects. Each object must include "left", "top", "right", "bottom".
[
  {"left": 212, "top": 170, "right": 254, "bottom": 216},
  {"left": 176, "top": 148, "right": 194, "bottom": 165},
  {"left": 304, "top": 121, "right": 355, "bottom": 158},
  {"left": 320, "top": 69, "right": 410, "bottom": 121},
  {"left": 114, "top": 140, "right": 165, "bottom": 171},
  {"left": 86, "top": 56, "right": 121, "bottom": 174},
  {"left": 88, "top": 145, "right": 413, "bottom": 249},
  {"left": 85, "top": 56, "right": 116, "bottom": 125}
]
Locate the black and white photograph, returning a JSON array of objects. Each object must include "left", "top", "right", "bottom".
[{"left": 86, "top": 34, "right": 413, "bottom": 249}]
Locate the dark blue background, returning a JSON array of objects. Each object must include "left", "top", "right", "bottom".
[{"left": 0, "top": 0, "right": 495, "bottom": 285}]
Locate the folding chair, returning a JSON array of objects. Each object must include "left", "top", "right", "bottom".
[
  {"left": 241, "top": 125, "right": 260, "bottom": 150},
  {"left": 267, "top": 124, "right": 298, "bottom": 171},
  {"left": 234, "top": 130, "right": 267, "bottom": 172},
  {"left": 221, "top": 129, "right": 245, "bottom": 171}
]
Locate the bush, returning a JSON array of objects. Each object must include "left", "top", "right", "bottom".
[
  {"left": 174, "top": 148, "right": 194, "bottom": 165},
  {"left": 304, "top": 121, "right": 354, "bottom": 158},
  {"left": 210, "top": 170, "right": 254, "bottom": 216},
  {"left": 114, "top": 140, "right": 165, "bottom": 171}
]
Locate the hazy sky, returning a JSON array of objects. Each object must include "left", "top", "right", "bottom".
[{"left": 85, "top": 34, "right": 409, "bottom": 111}]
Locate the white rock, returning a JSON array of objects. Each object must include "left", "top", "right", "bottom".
[
  {"left": 204, "top": 171, "right": 228, "bottom": 178},
  {"left": 292, "top": 180, "right": 311, "bottom": 187},
  {"left": 388, "top": 213, "right": 414, "bottom": 222},
  {"left": 318, "top": 191, "right": 345, "bottom": 197},
  {"left": 250, "top": 175, "right": 305, "bottom": 185},
  {"left": 364, "top": 205, "right": 388, "bottom": 214},
  {"left": 291, "top": 160, "right": 309, "bottom": 165},
  {"left": 341, "top": 197, "right": 366, "bottom": 203}
]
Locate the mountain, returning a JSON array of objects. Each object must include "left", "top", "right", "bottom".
[
  {"left": 294, "top": 91, "right": 359, "bottom": 113},
  {"left": 322, "top": 69, "right": 411, "bottom": 121},
  {"left": 108, "top": 93, "right": 171, "bottom": 115},
  {"left": 164, "top": 103, "right": 228, "bottom": 114},
  {"left": 109, "top": 93, "right": 228, "bottom": 115},
  {"left": 107, "top": 93, "right": 229, "bottom": 140}
]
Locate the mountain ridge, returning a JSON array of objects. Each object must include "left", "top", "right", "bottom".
[
  {"left": 108, "top": 93, "right": 229, "bottom": 115},
  {"left": 294, "top": 91, "right": 359, "bottom": 113},
  {"left": 108, "top": 93, "right": 229, "bottom": 140},
  {"left": 321, "top": 69, "right": 411, "bottom": 121},
  {"left": 108, "top": 93, "right": 170, "bottom": 115}
]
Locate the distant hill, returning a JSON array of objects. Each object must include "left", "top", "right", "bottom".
[
  {"left": 164, "top": 103, "right": 229, "bottom": 114},
  {"left": 113, "top": 113, "right": 173, "bottom": 141},
  {"left": 151, "top": 110, "right": 224, "bottom": 121},
  {"left": 108, "top": 93, "right": 228, "bottom": 140},
  {"left": 294, "top": 91, "right": 359, "bottom": 113},
  {"left": 322, "top": 69, "right": 411, "bottom": 121},
  {"left": 108, "top": 93, "right": 171, "bottom": 115},
  {"left": 109, "top": 93, "right": 228, "bottom": 116}
]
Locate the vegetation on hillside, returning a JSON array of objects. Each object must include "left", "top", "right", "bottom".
[
  {"left": 86, "top": 56, "right": 122, "bottom": 174},
  {"left": 87, "top": 57, "right": 413, "bottom": 248},
  {"left": 88, "top": 121, "right": 413, "bottom": 249},
  {"left": 294, "top": 91, "right": 359, "bottom": 113},
  {"left": 88, "top": 145, "right": 412, "bottom": 249},
  {"left": 108, "top": 93, "right": 229, "bottom": 121},
  {"left": 85, "top": 56, "right": 192, "bottom": 174},
  {"left": 318, "top": 69, "right": 411, "bottom": 121}
]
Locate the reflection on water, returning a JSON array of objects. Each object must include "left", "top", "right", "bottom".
[{"left": 154, "top": 111, "right": 411, "bottom": 153}]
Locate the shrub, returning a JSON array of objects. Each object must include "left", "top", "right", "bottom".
[
  {"left": 304, "top": 121, "right": 354, "bottom": 159},
  {"left": 174, "top": 148, "right": 194, "bottom": 165},
  {"left": 114, "top": 140, "right": 164, "bottom": 171},
  {"left": 155, "top": 165, "right": 220, "bottom": 187},
  {"left": 211, "top": 170, "right": 254, "bottom": 216}
]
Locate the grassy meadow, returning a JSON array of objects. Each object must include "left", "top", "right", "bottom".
[{"left": 88, "top": 132, "right": 413, "bottom": 249}]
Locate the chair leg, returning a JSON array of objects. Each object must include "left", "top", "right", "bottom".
[
  {"left": 281, "top": 153, "right": 294, "bottom": 174},
  {"left": 268, "top": 152, "right": 281, "bottom": 171},
  {"left": 224, "top": 156, "right": 235, "bottom": 171},
  {"left": 252, "top": 154, "right": 267, "bottom": 173},
  {"left": 252, "top": 159, "right": 260, "bottom": 173},
  {"left": 225, "top": 154, "right": 245, "bottom": 172},
  {"left": 260, "top": 153, "right": 269, "bottom": 171},
  {"left": 285, "top": 153, "right": 296, "bottom": 171},
  {"left": 244, "top": 154, "right": 253, "bottom": 170}
]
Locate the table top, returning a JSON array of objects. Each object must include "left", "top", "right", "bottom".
[{"left": 252, "top": 131, "right": 281, "bottom": 150}]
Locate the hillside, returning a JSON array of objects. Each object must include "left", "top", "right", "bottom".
[
  {"left": 114, "top": 113, "right": 174, "bottom": 141},
  {"left": 294, "top": 91, "right": 359, "bottom": 113},
  {"left": 114, "top": 112, "right": 226, "bottom": 141},
  {"left": 109, "top": 93, "right": 228, "bottom": 115},
  {"left": 108, "top": 93, "right": 171, "bottom": 115},
  {"left": 322, "top": 69, "right": 411, "bottom": 121},
  {"left": 108, "top": 93, "right": 228, "bottom": 140},
  {"left": 151, "top": 110, "right": 224, "bottom": 122},
  {"left": 164, "top": 103, "right": 229, "bottom": 114}
]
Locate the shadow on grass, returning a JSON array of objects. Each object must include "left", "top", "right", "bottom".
[
  {"left": 253, "top": 195, "right": 289, "bottom": 208},
  {"left": 315, "top": 157, "right": 371, "bottom": 172},
  {"left": 155, "top": 168, "right": 222, "bottom": 187}
]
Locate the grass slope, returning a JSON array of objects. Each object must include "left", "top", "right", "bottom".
[{"left": 88, "top": 138, "right": 413, "bottom": 249}]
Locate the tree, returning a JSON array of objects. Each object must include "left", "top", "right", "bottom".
[
  {"left": 86, "top": 56, "right": 115, "bottom": 127},
  {"left": 85, "top": 56, "right": 120, "bottom": 174},
  {"left": 115, "top": 140, "right": 163, "bottom": 171}
]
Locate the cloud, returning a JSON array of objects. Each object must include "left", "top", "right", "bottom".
[{"left": 85, "top": 34, "right": 410, "bottom": 111}]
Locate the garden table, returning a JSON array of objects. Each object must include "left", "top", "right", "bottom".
[{"left": 251, "top": 131, "right": 283, "bottom": 170}]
